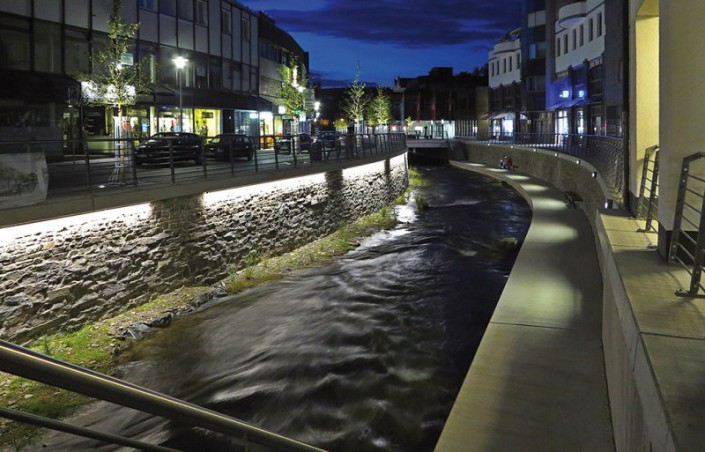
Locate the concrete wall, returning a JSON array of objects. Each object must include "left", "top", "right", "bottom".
[
  {"left": 456, "top": 141, "right": 611, "bottom": 230},
  {"left": 0, "top": 156, "right": 408, "bottom": 344},
  {"left": 456, "top": 141, "right": 678, "bottom": 451}
]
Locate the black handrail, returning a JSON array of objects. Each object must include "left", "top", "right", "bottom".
[{"left": 0, "top": 339, "right": 326, "bottom": 451}]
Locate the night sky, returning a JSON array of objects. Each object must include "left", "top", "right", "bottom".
[{"left": 237, "top": 0, "right": 523, "bottom": 87}]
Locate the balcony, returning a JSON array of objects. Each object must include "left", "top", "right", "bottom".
[{"left": 557, "top": 1, "right": 587, "bottom": 29}]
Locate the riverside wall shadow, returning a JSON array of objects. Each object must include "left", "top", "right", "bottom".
[{"left": 0, "top": 155, "right": 409, "bottom": 344}]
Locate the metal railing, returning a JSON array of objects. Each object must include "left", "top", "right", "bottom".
[
  {"left": 636, "top": 145, "right": 660, "bottom": 233},
  {"left": 469, "top": 132, "right": 625, "bottom": 204},
  {"left": 0, "top": 132, "right": 406, "bottom": 204},
  {"left": 0, "top": 339, "right": 325, "bottom": 451},
  {"left": 669, "top": 152, "right": 705, "bottom": 298}
]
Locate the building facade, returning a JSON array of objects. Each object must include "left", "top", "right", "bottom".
[
  {"left": 395, "top": 67, "right": 488, "bottom": 138},
  {"left": 256, "top": 12, "right": 311, "bottom": 142},
  {"left": 487, "top": 0, "right": 625, "bottom": 139},
  {"left": 0, "top": 0, "right": 309, "bottom": 157},
  {"left": 488, "top": 29, "right": 522, "bottom": 137}
]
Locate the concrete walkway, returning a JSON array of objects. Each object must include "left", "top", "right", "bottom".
[{"left": 436, "top": 162, "right": 615, "bottom": 451}]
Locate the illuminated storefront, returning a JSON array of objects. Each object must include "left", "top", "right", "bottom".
[{"left": 194, "top": 108, "right": 221, "bottom": 138}]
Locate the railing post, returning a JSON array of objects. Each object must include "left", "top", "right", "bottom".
[{"left": 168, "top": 140, "right": 176, "bottom": 184}]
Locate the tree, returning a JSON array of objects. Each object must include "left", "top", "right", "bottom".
[
  {"left": 80, "top": 0, "right": 148, "bottom": 183},
  {"left": 277, "top": 58, "right": 310, "bottom": 153},
  {"left": 340, "top": 65, "right": 369, "bottom": 132},
  {"left": 277, "top": 59, "right": 309, "bottom": 119},
  {"left": 367, "top": 86, "right": 392, "bottom": 132}
]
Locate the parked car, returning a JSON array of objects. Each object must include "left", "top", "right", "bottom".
[
  {"left": 205, "top": 134, "right": 254, "bottom": 161},
  {"left": 134, "top": 132, "right": 204, "bottom": 165},
  {"left": 316, "top": 131, "right": 339, "bottom": 151},
  {"left": 274, "top": 134, "right": 313, "bottom": 154}
]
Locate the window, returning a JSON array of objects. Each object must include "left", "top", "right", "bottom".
[
  {"left": 508, "top": 57, "right": 512, "bottom": 71},
  {"left": 34, "top": 21, "right": 62, "bottom": 73},
  {"left": 222, "top": 9, "right": 231, "bottom": 35},
  {"left": 579, "top": 25, "right": 584, "bottom": 46},
  {"left": 65, "top": 28, "right": 89, "bottom": 75},
  {"left": 178, "top": 0, "right": 193, "bottom": 20},
  {"left": 196, "top": 0, "right": 208, "bottom": 26},
  {"left": 0, "top": 16, "right": 31, "bottom": 70},
  {"left": 516, "top": 53, "right": 520, "bottom": 69},
  {"left": 527, "top": 75, "right": 546, "bottom": 92},
  {"left": 242, "top": 18, "right": 251, "bottom": 41},
  {"left": 597, "top": 12, "right": 603, "bottom": 37},
  {"left": 503, "top": 58, "right": 506, "bottom": 73},
  {"left": 563, "top": 34, "right": 568, "bottom": 54},
  {"left": 159, "top": 0, "right": 176, "bottom": 16},
  {"left": 572, "top": 29, "right": 577, "bottom": 50},
  {"left": 138, "top": 0, "right": 157, "bottom": 11},
  {"left": 589, "top": 18, "right": 594, "bottom": 41},
  {"left": 556, "top": 37, "right": 561, "bottom": 56}
]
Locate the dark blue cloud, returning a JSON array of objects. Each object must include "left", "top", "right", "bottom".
[
  {"left": 243, "top": 0, "right": 521, "bottom": 47},
  {"left": 238, "top": 0, "right": 522, "bottom": 85}
]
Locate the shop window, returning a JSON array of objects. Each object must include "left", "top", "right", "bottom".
[
  {"left": 196, "top": 0, "right": 208, "bottom": 26},
  {"left": 34, "top": 21, "right": 62, "bottom": 73},
  {"left": 0, "top": 16, "right": 30, "bottom": 70},
  {"left": 222, "top": 9, "right": 231, "bottom": 35},
  {"left": 178, "top": 0, "right": 193, "bottom": 20}
]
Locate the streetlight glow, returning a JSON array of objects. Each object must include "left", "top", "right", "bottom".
[{"left": 172, "top": 56, "right": 189, "bottom": 132}]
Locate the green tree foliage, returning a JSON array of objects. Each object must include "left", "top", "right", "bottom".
[
  {"left": 81, "top": 0, "right": 147, "bottom": 112},
  {"left": 340, "top": 65, "right": 369, "bottom": 125},
  {"left": 277, "top": 59, "right": 308, "bottom": 116},
  {"left": 367, "top": 86, "right": 392, "bottom": 130}
]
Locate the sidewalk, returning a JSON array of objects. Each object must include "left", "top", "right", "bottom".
[{"left": 436, "top": 162, "right": 614, "bottom": 451}]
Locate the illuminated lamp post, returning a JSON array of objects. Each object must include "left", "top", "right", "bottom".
[{"left": 172, "top": 56, "right": 188, "bottom": 132}]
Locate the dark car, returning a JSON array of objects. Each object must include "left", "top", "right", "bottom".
[
  {"left": 134, "top": 132, "right": 204, "bottom": 165},
  {"left": 274, "top": 134, "right": 313, "bottom": 154},
  {"left": 205, "top": 134, "right": 254, "bottom": 161},
  {"left": 316, "top": 131, "right": 338, "bottom": 151}
]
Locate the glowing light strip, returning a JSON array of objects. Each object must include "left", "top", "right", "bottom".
[{"left": 0, "top": 203, "right": 152, "bottom": 246}]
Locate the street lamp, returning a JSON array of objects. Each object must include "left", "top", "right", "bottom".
[{"left": 172, "top": 56, "right": 188, "bottom": 132}]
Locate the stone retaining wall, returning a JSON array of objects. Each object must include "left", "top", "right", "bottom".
[{"left": 0, "top": 156, "right": 408, "bottom": 343}]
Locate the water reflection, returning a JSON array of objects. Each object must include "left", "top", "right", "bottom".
[{"left": 37, "top": 166, "right": 530, "bottom": 452}]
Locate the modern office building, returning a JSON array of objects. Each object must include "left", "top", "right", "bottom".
[
  {"left": 0, "top": 0, "right": 309, "bottom": 155},
  {"left": 256, "top": 11, "right": 311, "bottom": 140}
]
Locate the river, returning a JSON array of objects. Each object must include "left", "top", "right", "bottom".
[{"left": 37, "top": 165, "right": 531, "bottom": 451}]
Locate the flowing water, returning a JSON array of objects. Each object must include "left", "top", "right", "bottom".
[{"left": 37, "top": 165, "right": 531, "bottom": 452}]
